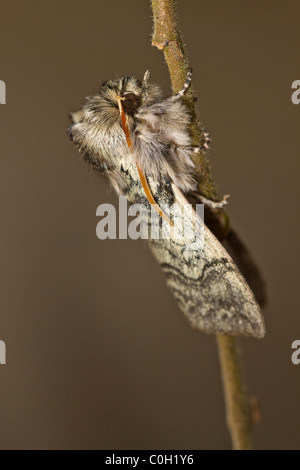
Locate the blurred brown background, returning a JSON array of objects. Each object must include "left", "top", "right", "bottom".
[{"left": 0, "top": 0, "right": 299, "bottom": 450}]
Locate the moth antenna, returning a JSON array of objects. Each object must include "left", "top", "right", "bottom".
[
  {"left": 136, "top": 165, "right": 173, "bottom": 227},
  {"left": 116, "top": 96, "right": 173, "bottom": 227},
  {"left": 116, "top": 97, "right": 132, "bottom": 149}
]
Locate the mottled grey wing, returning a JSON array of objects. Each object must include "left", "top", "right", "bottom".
[{"left": 112, "top": 157, "right": 265, "bottom": 339}]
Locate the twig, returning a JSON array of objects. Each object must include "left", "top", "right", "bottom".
[
  {"left": 152, "top": 0, "right": 217, "bottom": 201},
  {"left": 217, "top": 336, "right": 252, "bottom": 450},
  {"left": 151, "top": 0, "right": 254, "bottom": 450}
]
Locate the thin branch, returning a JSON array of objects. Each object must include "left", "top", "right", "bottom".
[
  {"left": 217, "top": 336, "right": 253, "bottom": 450},
  {"left": 152, "top": 0, "right": 217, "bottom": 201},
  {"left": 151, "top": 0, "right": 254, "bottom": 450}
]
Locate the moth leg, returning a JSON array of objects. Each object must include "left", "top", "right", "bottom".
[
  {"left": 173, "top": 69, "right": 192, "bottom": 99},
  {"left": 200, "top": 127, "right": 211, "bottom": 151},
  {"left": 173, "top": 145, "right": 201, "bottom": 154},
  {"left": 195, "top": 193, "right": 230, "bottom": 210},
  {"left": 172, "top": 71, "right": 211, "bottom": 151},
  {"left": 173, "top": 130, "right": 211, "bottom": 153}
]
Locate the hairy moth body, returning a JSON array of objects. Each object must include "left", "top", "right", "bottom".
[{"left": 68, "top": 72, "right": 265, "bottom": 338}]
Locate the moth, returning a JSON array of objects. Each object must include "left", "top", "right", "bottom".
[{"left": 68, "top": 70, "right": 265, "bottom": 338}]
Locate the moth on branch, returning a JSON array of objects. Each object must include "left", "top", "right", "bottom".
[{"left": 68, "top": 71, "right": 265, "bottom": 338}]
